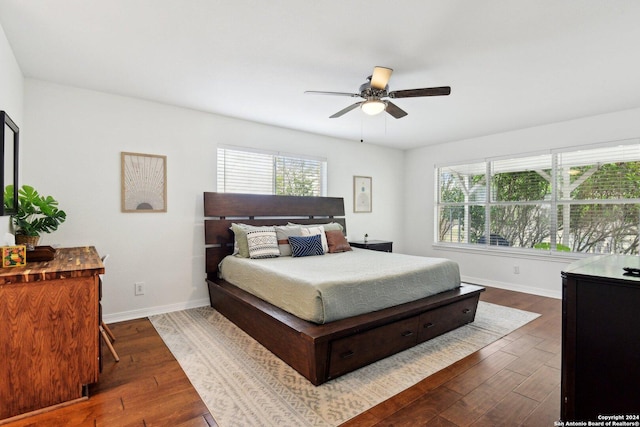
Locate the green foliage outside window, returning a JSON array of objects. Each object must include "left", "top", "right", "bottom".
[
  {"left": 437, "top": 146, "right": 640, "bottom": 255},
  {"left": 275, "top": 157, "right": 321, "bottom": 196}
]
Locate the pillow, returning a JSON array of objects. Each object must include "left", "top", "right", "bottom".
[
  {"left": 274, "top": 225, "right": 302, "bottom": 256},
  {"left": 246, "top": 227, "right": 279, "bottom": 259},
  {"left": 288, "top": 235, "right": 325, "bottom": 257},
  {"left": 230, "top": 223, "right": 251, "bottom": 257},
  {"left": 300, "top": 225, "right": 329, "bottom": 253},
  {"left": 289, "top": 222, "right": 344, "bottom": 232},
  {"left": 325, "top": 230, "right": 352, "bottom": 253},
  {"left": 230, "top": 223, "right": 275, "bottom": 258}
]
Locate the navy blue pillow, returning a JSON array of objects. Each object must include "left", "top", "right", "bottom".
[{"left": 288, "top": 234, "right": 325, "bottom": 257}]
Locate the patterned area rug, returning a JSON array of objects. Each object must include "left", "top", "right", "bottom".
[{"left": 150, "top": 301, "right": 539, "bottom": 427}]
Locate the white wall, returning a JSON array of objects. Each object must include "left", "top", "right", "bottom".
[
  {"left": 0, "top": 22, "right": 23, "bottom": 234},
  {"left": 0, "top": 24, "right": 22, "bottom": 123},
  {"left": 404, "top": 107, "right": 640, "bottom": 298},
  {"left": 23, "top": 79, "right": 404, "bottom": 321}
]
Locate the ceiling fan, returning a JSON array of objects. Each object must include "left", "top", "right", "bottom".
[{"left": 305, "top": 66, "right": 451, "bottom": 119}]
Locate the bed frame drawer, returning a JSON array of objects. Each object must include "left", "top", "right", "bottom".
[
  {"left": 417, "top": 297, "right": 479, "bottom": 343},
  {"left": 328, "top": 316, "right": 419, "bottom": 378}
]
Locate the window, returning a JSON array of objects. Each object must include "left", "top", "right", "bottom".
[
  {"left": 217, "top": 146, "right": 327, "bottom": 196},
  {"left": 436, "top": 140, "right": 640, "bottom": 255}
]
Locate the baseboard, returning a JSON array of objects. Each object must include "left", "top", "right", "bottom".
[
  {"left": 102, "top": 298, "right": 211, "bottom": 324},
  {"left": 461, "top": 276, "right": 562, "bottom": 299}
]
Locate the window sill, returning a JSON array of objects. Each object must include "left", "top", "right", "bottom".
[{"left": 432, "top": 242, "right": 589, "bottom": 264}]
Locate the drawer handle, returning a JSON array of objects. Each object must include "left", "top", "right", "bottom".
[
  {"left": 401, "top": 331, "right": 414, "bottom": 337},
  {"left": 462, "top": 308, "right": 471, "bottom": 314},
  {"left": 340, "top": 350, "right": 355, "bottom": 359},
  {"left": 423, "top": 322, "right": 434, "bottom": 329}
]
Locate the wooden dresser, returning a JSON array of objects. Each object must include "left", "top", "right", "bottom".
[
  {"left": 561, "top": 255, "right": 640, "bottom": 421},
  {"left": 0, "top": 246, "right": 104, "bottom": 422}
]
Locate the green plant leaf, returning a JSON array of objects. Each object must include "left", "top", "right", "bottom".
[{"left": 5, "top": 185, "right": 67, "bottom": 236}]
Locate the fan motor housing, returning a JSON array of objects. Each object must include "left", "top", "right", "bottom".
[{"left": 359, "top": 82, "right": 387, "bottom": 98}]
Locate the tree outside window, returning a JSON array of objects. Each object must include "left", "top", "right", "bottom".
[
  {"left": 436, "top": 142, "right": 640, "bottom": 255},
  {"left": 218, "top": 147, "right": 326, "bottom": 197}
]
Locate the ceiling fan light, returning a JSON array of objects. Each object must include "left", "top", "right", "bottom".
[{"left": 361, "top": 100, "right": 386, "bottom": 115}]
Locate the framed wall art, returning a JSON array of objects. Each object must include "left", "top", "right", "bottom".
[
  {"left": 353, "top": 175, "right": 372, "bottom": 213},
  {"left": 121, "top": 152, "right": 167, "bottom": 212},
  {"left": 1, "top": 110, "right": 19, "bottom": 216}
]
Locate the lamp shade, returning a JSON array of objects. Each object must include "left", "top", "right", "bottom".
[{"left": 361, "top": 99, "right": 386, "bottom": 115}]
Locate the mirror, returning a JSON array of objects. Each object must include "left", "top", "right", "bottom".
[{"left": 1, "top": 111, "right": 19, "bottom": 216}]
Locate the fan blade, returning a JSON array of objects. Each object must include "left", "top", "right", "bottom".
[
  {"left": 305, "top": 90, "right": 360, "bottom": 97},
  {"left": 389, "top": 86, "right": 451, "bottom": 98},
  {"left": 385, "top": 101, "right": 408, "bottom": 119},
  {"left": 370, "top": 66, "right": 393, "bottom": 90},
  {"left": 329, "top": 102, "right": 363, "bottom": 118}
]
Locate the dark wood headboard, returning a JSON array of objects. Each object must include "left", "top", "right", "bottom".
[{"left": 204, "top": 192, "right": 346, "bottom": 280}]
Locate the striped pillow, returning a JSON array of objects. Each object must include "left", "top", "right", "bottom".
[
  {"left": 246, "top": 228, "right": 280, "bottom": 259},
  {"left": 288, "top": 235, "right": 325, "bottom": 258}
]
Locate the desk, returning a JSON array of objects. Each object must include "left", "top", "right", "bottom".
[{"left": 0, "top": 246, "right": 104, "bottom": 422}]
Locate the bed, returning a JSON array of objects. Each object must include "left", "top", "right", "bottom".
[{"left": 204, "top": 192, "right": 484, "bottom": 385}]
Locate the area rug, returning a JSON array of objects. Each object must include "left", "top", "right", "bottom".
[{"left": 149, "top": 302, "right": 539, "bottom": 427}]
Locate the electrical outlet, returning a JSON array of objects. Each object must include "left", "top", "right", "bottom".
[
  {"left": 513, "top": 266, "right": 520, "bottom": 274},
  {"left": 135, "top": 282, "right": 145, "bottom": 296}
]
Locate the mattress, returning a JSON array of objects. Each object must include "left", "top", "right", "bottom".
[{"left": 218, "top": 248, "right": 461, "bottom": 324}]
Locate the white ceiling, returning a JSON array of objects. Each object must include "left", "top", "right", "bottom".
[{"left": 2, "top": 1, "right": 640, "bottom": 150}]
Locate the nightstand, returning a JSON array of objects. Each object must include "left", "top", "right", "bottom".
[{"left": 349, "top": 240, "right": 393, "bottom": 253}]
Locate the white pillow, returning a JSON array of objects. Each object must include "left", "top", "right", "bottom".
[
  {"left": 300, "top": 225, "right": 328, "bottom": 253},
  {"left": 246, "top": 228, "right": 280, "bottom": 259}
]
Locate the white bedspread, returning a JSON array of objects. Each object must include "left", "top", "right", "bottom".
[{"left": 218, "top": 248, "right": 460, "bottom": 324}]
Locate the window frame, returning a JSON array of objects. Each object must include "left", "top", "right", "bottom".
[
  {"left": 217, "top": 145, "right": 327, "bottom": 197},
  {"left": 434, "top": 138, "right": 640, "bottom": 257}
]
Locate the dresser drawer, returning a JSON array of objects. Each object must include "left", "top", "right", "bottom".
[
  {"left": 417, "top": 298, "right": 478, "bottom": 343},
  {"left": 328, "top": 316, "right": 419, "bottom": 378}
]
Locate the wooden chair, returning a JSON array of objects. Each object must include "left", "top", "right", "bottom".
[{"left": 100, "top": 254, "right": 119, "bottom": 362}]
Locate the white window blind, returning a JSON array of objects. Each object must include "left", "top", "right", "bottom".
[
  {"left": 437, "top": 162, "right": 486, "bottom": 244},
  {"left": 435, "top": 139, "right": 640, "bottom": 255},
  {"left": 217, "top": 146, "right": 327, "bottom": 196},
  {"left": 555, "top": 144, "right": 640, "bottom": 254},
  {"left": 489, "top": 154, "right": 553, "bottom": 248}
]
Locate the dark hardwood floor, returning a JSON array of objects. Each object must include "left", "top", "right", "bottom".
[
  {"left": 2, "top": 319, "right": 216, "bottom": 427},
  {"left": 2, "top": 286, "right": 561, "bottom": 426},
  {"left": 342, "top": 287, "right": 562, "bottom": 427}
]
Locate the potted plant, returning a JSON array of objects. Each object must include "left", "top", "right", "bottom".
[{"left": 3, "top": 184, "right": 67, "bottom": 248}]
